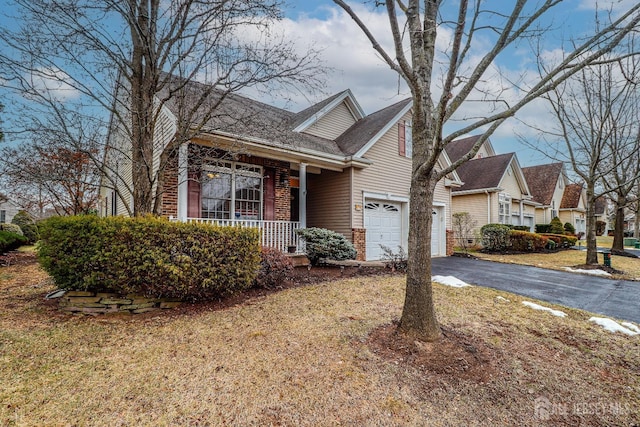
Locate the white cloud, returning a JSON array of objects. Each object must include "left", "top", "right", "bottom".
[{"left": 28, "top": 67, "right": 80, "bottom": 102}]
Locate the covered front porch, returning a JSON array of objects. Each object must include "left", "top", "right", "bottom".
[{"left": 165, "top": 139, "right": 352, "bottom": 253}]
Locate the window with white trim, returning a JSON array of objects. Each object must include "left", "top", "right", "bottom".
[
  {"left": 0, "top": 210, "right": 5, "bottom": 223},
  {"left": 201, "top": 161, "right": 262, "bottom": 220},
  {"left": 498, "top": 193, "right": 511, "bottom": 224},
  {"left": 551, "top": 201, "right": 557, "bottom": 219}
]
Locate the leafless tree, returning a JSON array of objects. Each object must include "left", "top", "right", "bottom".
[
  {"left": 541, "top": 47, "right": 640, "bottom": 263},
  {"left": 0, "top": 0, "right": 322, "bottom": 215},
  {"left": 333, "top": 0, "right": 640, "bottom": 341},
  {"left": 452, "top": 212, "right": 477, "bottom": 254}
]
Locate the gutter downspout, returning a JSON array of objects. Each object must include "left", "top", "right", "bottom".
[{"left": 486, "top": 190, "right": 491, "bottom": 223}]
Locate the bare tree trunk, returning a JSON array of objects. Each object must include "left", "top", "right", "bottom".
[
  {"left": 585, "top": 182, "right": 599, "bottom": 265},
  {"left": 612, "top": 194, "right": 627, "bottom": 251},
  {"left": 399, "top": 169, "right": 441, "bottom": 341}
]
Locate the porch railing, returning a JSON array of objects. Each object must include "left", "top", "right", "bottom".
[{"left": 182, "top": 218, "right": 303, "bottom": 253}]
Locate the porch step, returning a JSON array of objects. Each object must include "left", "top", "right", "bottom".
[{"left": 287, "top": 254, "right": 310, "bottom": 267}]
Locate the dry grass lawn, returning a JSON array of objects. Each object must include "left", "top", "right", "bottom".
[
  {"left": 1, "top": 254, "right": 639, "bottom": 426},
  {"left": 473, "top": 249, "right": 640, "bottom": 280}
]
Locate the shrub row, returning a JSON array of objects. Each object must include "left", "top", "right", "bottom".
[
  {"left": 0, "top": 230, "right": 28, "bottom": 254},
  {"left": 481, "top": 224, "right": 577, "bottom": 252},
  {"left": 38, "top": 215, "right": 261, "bottom": 301},
  {"left": 540, "top": 233, "right": 578, "bottom": 248}
]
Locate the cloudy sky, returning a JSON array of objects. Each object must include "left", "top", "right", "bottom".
[
  {"left": 264, "top": 0, "right": 636, "bottom": 166},
  {"left": 1, "top": 0, "right": 636, "bottom": 167}
]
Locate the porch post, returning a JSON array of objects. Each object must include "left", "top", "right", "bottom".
[
  {"left": 177, "top": 142, "right": 189, "bottom": 221},
  {"left": 299, "top": 162, "right": 307, "bottom": 228}
]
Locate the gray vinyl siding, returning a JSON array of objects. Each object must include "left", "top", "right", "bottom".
[
  {"left": 452, "top": 193, "right": 490, "bottom": 234},
  {"left": 302, "top": 102, "right": 357, "bottom": 140},
  {"left": 351, "top": 111, "right": 451, "bottom": 229},
  {"left": 306, "top": 169, "right": 353, "bottom": 240}
]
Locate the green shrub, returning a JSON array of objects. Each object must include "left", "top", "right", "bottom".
[
  {"left": 535, "top": 224, "right": 552, "bottom": 234},
  {"left": 563, "top": 222, "right": 576, "bottom": 234},
  {"left": 255, "top": 247, "right": 293, "bottom": 289},
  {"left": 512, "top": 225, "right": 530, "bottom": 232},
  {"left": 0, "top": 230, "right": 28, "bottom": 254},
  {"left": 480, "top": 224, "right": 512, "bottom": 252},
  {"left": 37, "top": 215, "right": 261, "bottom": 301},
  {"left": 540, "top": 233, "right": 577, "bottom": 248},
  {"left": 295, "top": 227, "right": 357, "bottom": 265},
  {"left": 0, "top": 223, "right": 23, "bottom": 235},
  {"left": 11, "top": 211, "right": 39, "bottom": 244},
  {"left": 550, "top": 217, "right": 564, "bottom": 234},
  {"left": 509, "top": 230, "right": 549, "bottom": 252}
]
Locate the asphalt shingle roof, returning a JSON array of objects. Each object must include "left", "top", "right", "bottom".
[
  {"left": 158, "top": 74, "right": 405, "bottom": 159},
  {"left": 453, "top": 153, "right": 515, "bottom": 192},
  {"left": 335, "top": 98, "right": 412, "bottom": 156},
  {"left": 521, "top": 163, "right": 564, "bottom": 205},
  {"left": 560, "top": 183, "right": 583, "bottom": 209}
]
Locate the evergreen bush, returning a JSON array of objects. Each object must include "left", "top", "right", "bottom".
[
  {"left": 38, "top": 215, "right": 261, "bottom": 301},
  {"left": 11, "top": 211, "right": 39, "bottom": 244},
  {"left": 0, "top": 230, "right": 28, "bottom": 254},
  {"left": 480, "top": 224, "right": 512, "bottom": 252},
  {"left": 295, "top": 227, "right": 357, "bottom": 265}
]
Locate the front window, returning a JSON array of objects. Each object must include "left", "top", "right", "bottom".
[
  {"left": 0, "top": 210, "right": 5, "bottom": 223},
  {"left": 498, "top": 193, "right": 511, "bottom": 224},
  {"left": 405, "top": 121, "right": 412, "bottom": 157},
  {"left": 201, "top": 161, "right": 262, "bottom": 220}
]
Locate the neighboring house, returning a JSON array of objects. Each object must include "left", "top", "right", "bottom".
[
  {"left": 521, "top": 162, "right": 567, "bottom": 225},
  {"left": 445, "top": 136, "right": 536, "bottom": 235},
  {"left": 559, "top": 183, "right": 587, "bottom": 234},
  {"left": 0, "top": 195, "right": 21, "bottom": 224},
  {"left": 593, "top": 196, "right": 609, "bottom": 235},
  {"left": 100, "top": 81, "right": 461, "bottom": 260}
]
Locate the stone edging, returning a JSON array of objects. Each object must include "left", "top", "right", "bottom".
[{"left": 55, "top": 291, "right": 182, "bottom": 314}]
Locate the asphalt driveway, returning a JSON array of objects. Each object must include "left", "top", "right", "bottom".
[{"left": 431, "top": 257, "right": 640, "bottom": 324}]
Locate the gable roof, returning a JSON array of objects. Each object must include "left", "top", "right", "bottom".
[
  {"left": 444, "top": 135, "right": 496, "bottom": 162},
  {"left": 560, "top": 183, "right": 584, "bottom": 209},
  {"left": 521, "top": 163, "right": 564, "bottom": 206},
  {"left": 335, "top": 98, "right": 412, "bottom": 156},
  {"left": 453, "top": 153, "right": 515, "bottom": 192},
  {"left": 291, "top": 90, "right": 365, "bottom": 132},
  {"left": 594, "top": 196, "right": 607, "bottom": 216}
]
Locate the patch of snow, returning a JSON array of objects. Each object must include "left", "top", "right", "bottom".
[
  {"left": 522, "top": 301, "right": 567, "bottom": 317},
  {"left": 432, "top": 275, "right": 471, "bottom": 288},
  {"left": 495, "top": 296, "right": 510, "bottom": 303},
  {"left": 622, "top": 322, "right": 640, "bottom": 334},
  {"left": 562, "top": 267, "right": 611, "bottom": 277},
  {"left": 589, "top": 317, "right": 638, "bottom": 336}
]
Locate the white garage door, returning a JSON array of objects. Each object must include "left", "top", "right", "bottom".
[
  {"left": 431, "top": 207, "right": 443, "bottom": 257},
  {"left": 364, "top": 201, "right": 402, "bottom": 261}
]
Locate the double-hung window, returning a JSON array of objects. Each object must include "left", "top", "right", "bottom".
[
  {"left": 201, "top": 161, "right": 262, "bottom": 220},
  {"left": 498, "top": 193, "right": 511, "bottom": 224}
]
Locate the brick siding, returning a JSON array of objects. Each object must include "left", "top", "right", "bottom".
[{"left": 352, "top": 228, "right": 366, "bottom": 261}]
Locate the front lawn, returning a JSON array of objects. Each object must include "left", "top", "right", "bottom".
[
  {"left": 1, "top": 254, "right": 638, "bottom": 426},
  {"left": 473, "top": 249, "right": 640, "bottom": 280}
]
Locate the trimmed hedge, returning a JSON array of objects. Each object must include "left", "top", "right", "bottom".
[
  {"left": 541, "top": 233, "right": 577, "bottom": 248},
  {"left": 481, "top": 224, "right": 512, "bottom": 252},
  {"left": 509, "top": 230, "right": 549, "bottom": 252},
  {"left": 38, "top": 215, "right": 261, "bottom": 301},
  {"left": 535, "top": 224, "right": 553, "bottom": 234},
  {"left": 0, "top": 230, "right": 28, "bottom": 254},
  {"left": 295, "top": 227, "right": 357, "bottom": 265}
]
